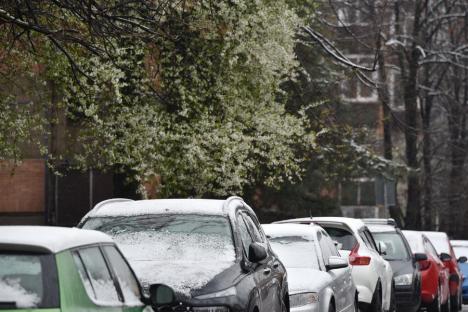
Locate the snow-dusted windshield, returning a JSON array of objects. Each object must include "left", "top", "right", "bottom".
[
  {"left": 0, "top": 253, "right": 59, "bottom": 309},
  {"left": 269, "top": 236, "right": 320, "bottom": 269},
  {"left": 426, "top": 235, "right": 450, "bottom": 254},
  {"left": 83, "top": 214, "right": 236, "bottom": 294}
]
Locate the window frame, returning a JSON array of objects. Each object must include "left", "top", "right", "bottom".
[{"left": 71, "top": 244, "right": 124, "bottom": 307}]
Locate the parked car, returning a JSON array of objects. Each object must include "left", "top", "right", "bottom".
[
  {"left": 362, "top": 219, "right": 421, "bottom": 312},
  {"left": 0, "top": 226, "right": 161, "bottom": 311},
  {"left": 402, "top": 230, "right": 451, "bottom": 312},
  {"left": 78, "top": 197, "right": 289, "bottom": 312},
  {"left": 275, "top": 217, "right": 394, "bottom": 312},
  {"left": 424, "top": 231, "right": 463, "bottom": 311},
  {"left": 450, "top": 240, "right": 468, "bottom": 304},
  {"left": 262, "top": 223, "right": 358, "bottom": 312}
]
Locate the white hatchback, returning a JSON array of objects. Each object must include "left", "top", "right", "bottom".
[{"left": 275, "top": 217, "right": 394, "bottom": 312}]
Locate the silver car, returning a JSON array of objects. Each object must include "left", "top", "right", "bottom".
[{"left": 263, "top": 223, "right": 358, "bottom": 312}]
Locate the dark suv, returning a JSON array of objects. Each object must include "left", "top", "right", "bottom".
[
  {"left": 363, "top": 219, "right": 422, "bottom": 312},
  {"left": 78, "top": 197, "right": 289, "bottom": 312}
]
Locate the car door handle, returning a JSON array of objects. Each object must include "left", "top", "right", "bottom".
[{"left": 264, "top": 268, "right": 271, "bottom": 275}]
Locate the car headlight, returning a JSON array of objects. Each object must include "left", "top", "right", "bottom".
[
  {"left": 192, "top": 308, "right": 229, "bottom": 312},
  {"left": 394, "top": 273, "right": 413, "bottom": 286},
  {"left": 194, "top": 286, "right": 237, "bottom": 300},
  {"left": 290, "top": 292, "right": 319, "bottom": 307}
]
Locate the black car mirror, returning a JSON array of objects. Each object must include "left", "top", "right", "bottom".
[
  {"left": 326, "top": 256, "right": 348, "bottom": 271},
  {"left": 377, "top": 241, "right": 387, "bottom": 256},
  {"left": 414, "top": 253, "right": 428, "bottom": 261},
  {"left": 248, "top": 242, "right": 267, "bottom": 263},
  {"left": 149, "top": 284, "right": 176, "bottom": 308},
  {"left": 458, "top": 256, "right": 467, "bottom": 263},
  {"left": 440, "top": 252, "right": 452, "bottom": 262}
]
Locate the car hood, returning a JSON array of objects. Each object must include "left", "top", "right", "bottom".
[
  {"left": 129, "top": 259, "right": 238, "bottom": 298},
  {"left": 286, "top": 267, "right": 331, "bottom": 294},
  {"left": 388, "top": 259, "right": 413, "bottom": 276}
]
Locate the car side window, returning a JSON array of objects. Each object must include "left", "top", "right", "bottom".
[
  {"left": 319, "top": 231, "right": 332, "bottom": 264},
  {"left": 359, "top": 231, "right": 372, "bottom": 249},
  {"left": 102, "top": 245, "right": 142, "bottom": 305},
  {"left": 241, "top": 213, "right": 264, "bottom": 243},
  {"left": 322, "top": 231, "right": 341, "bottom": 257},
  {"left": 237, "top": 214, "right": 253, "bottom": 256},
  {"left": 74, "top": 246, "right": 120, "bottom": 303}
]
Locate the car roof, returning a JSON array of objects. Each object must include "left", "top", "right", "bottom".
[
  {"left": 0, "top": 226, "right": 114, "bottom": 253},
  {"left": 366, "top": 224, "right": 397, "bottom": 233},
  {"left": 262, "top": 223, "right": 320, "bottom": 240},
  {"left": 275, "top": 217, "right": 365, "bottom": 231},
  {"left": 83, "top": 198, "right": 243, "bottom": 219},
  {"left": 422, "top": 231, "right": 449, "bottom": 239}
]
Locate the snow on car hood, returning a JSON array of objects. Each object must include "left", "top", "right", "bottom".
[
  {"left": 286, "top": 267, "right": 331, "bottom": 294},
  {"left": 112, "top": 231, "right": 235, "bottom": 296}
]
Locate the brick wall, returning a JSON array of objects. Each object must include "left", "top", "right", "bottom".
[{"left": 0, "top": 159, "right": 45, "bottom": 213}]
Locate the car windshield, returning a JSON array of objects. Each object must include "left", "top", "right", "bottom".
[
  {"left": 268, "top": 236, "right": 320, "bottom": 269},
  {"left": 372, "top": 232, "right": 410, "bottom": 261},
  {"left": 453, "top": 246, "right": 468, "bottom": 259},
  {"left": 426, "top": 235, "right": 450, "bottom": 254},
  {"left": 0, "top": 253, "right": 59, "bottom": 309},
  {"left": 321, "top": 226, "right": 357, "bottom": 251},
  {"left": 402, "top": 232, "right": 424, "bottom": 253},
  {"left": 82, "top": 214, "right": 235, "bottom": 263}
]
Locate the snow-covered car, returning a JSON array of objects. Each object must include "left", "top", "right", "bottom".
[
  {"left": 0, "top": 226, "right": 160, "bottom": 311},
  {"left": 263, "top": 223, "right": 358, "bottom": 312},
  {"left": 78, "top": 197, "right": 289, "bottom": 312},
  {"left": 275, "top": 217, "right": 394, "bottom": 312}
]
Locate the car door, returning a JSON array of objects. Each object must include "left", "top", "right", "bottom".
[
  {"left": 241, "top": 211, "right": 282, "bottom": 312},
  {"left": 319, "top": 230, "right": 348, "bottom": 312}
]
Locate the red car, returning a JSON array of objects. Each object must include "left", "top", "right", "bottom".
[
  {"left": 403, "top": 230, "right": 451, "bottom": 312},
  {"left": 424, "top": 231, "right": 463, "bottom": 311}
]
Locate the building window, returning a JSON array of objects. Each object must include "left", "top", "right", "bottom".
[{"left": 341, "top": 55, "right": 379, "bottom": 103}]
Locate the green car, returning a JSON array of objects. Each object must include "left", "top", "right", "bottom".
[{"left": 0, "top": 226, "right": 166, "bottom": 311}]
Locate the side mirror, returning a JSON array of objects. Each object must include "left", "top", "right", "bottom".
[
  {"left": 378, "top": 241, "right": 387, "bottom": 256},
  {"left": 414, "top": 253, "right": 428, "bottom": 261},
  {"left": 326, "top": 256, "right": 349, "bottom": 271},
  {"left": 458, "top": 256, "right": 467, "bottom": 263},
  {"left": 440, "top": 253, "right": 452, "bottom": 262},
  {"left": 248, "top": 242, "right": 268, "bottom": 263},
  {"left": 149, "top": 284, "right": 176, "bottom": 308}
]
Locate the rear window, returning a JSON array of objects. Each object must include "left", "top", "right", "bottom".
[
  {"left": 372, "top": 232, "right": 410, "bottom": 261},
  {"left": 322, "top": 227, "right": 357, "bottom": 251},
  {"left": 268, "top": 236, "right": 320, "bottom": 269},
  {"left": 0, "top": 253, "right": 59, "bottom": 309}
]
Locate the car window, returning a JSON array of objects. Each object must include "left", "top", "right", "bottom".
[
  {"left": 319, "top": 232, "right": 332, "bottom": 264},
  {"left": 241, "top": 213, "right": 264, "bottom": 243},
  {"left": 425, "top": 234, "right": 450, "bottom": 254},
  {"left": 237, "top": 214, "right": 254, "bottom": 256},
  {"left": 75, "top": 247, "right": 120, "bottom": 303},
  {"left": 0, "top": 253, "right": 59, "bottom": 309},
  {"left": 322, "top": 226, "right": 357, "bottom": 250},
  {"left": 268, "top": 235, "right": 320, "bottom": 269},
  {"left": 322, "top": 231, "right": 341, "bottom": 257},
  {"left": 403, "top": 232, "right": 424, "bottom": 253},
  {"left": 372, "top": 232, "right": 410, "bottom": 260},
  {"left": 424, "top": 239, "right": 439, "bottom": 259},
  {"left": 364, "top": 230, "right": 378, "bottom": 251},
  {"left": 102, "top": 246, "right": 142, "bottom": 305}
]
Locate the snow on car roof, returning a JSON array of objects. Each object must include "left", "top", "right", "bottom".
[
  {"left": 366, "top": 224, "right": 396, "bottom": 233},
  {"left": 274, "top": 216, "right": 365, "bottom": 231},
  {"left": 451, "top": 240, "right": 468, "bottom": 247},
  {"left": 88, "top": 198, "right": 230, "bottom": 218},
  {"left": 262, "top": 223, "right": 319, "bottom": 240},
  {"left": 0, "top": 226, "right": 114, "bottom": 253}
]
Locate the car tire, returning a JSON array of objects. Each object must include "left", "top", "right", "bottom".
[
  {"left": 451, "top": 294, "right": 460, "bottom": 311},
  {"left": 428, "top": 285, "right": 442, "bottom": 312},
  {"left": 370, "top": 282, "right": 383, "bottom": 312},
  {"left": 329, "top": 300, "right": 336, "bottom": 312}
]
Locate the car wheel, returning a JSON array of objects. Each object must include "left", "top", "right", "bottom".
[
  {"left": 428, "top": 285, "right": 442, "bottom": 312},
  {"left": 451, "top": 294, "right": 460, "bottom": 311},
  {"left": 370, "top": 282, "right": 383, "bottom": 312}
]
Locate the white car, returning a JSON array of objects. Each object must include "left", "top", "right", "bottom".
[
  {"left": 275, "top": 217, "right": 394, "bottom": 312},
  {"left": 263, "top": 223, "right": 358, "bottom": 312}
]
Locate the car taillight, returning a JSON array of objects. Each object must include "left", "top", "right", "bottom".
[
  {"left": 349, "top": 243, "right": 371, "bottom": 265},
  {"left": 418, "top": 259, "right": 431, "bottom": 271}
]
